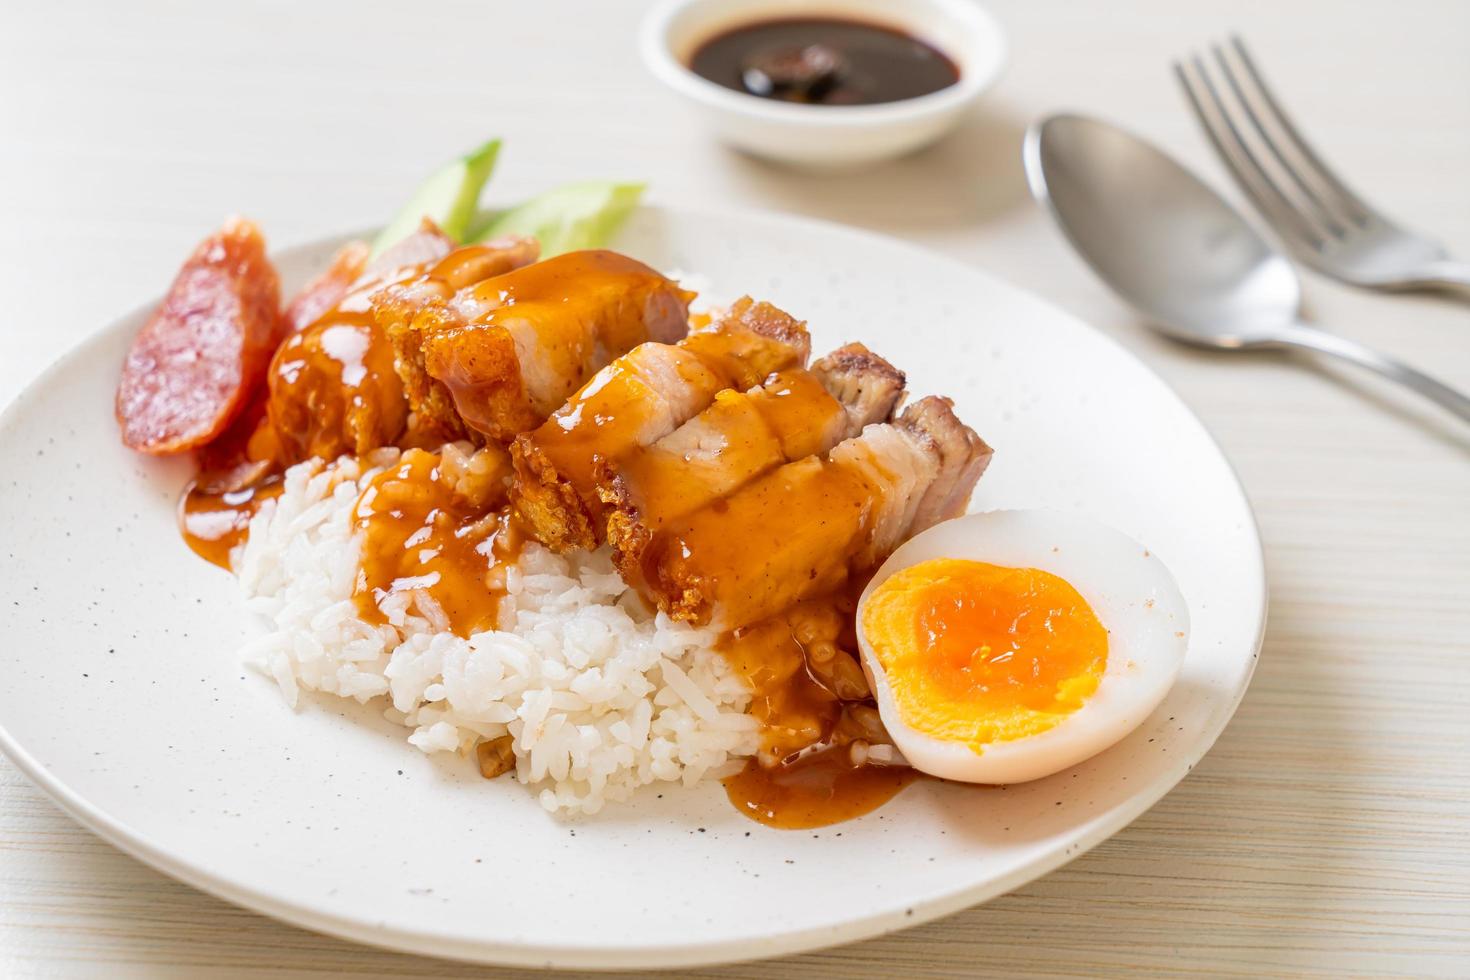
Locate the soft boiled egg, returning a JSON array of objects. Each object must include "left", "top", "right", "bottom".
[{"left": 856, "top": 510, "right": 1189, "bottom": 784}]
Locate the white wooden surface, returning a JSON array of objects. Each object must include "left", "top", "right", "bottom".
[{"left": 2, "top": 1, "right": 1468, "bottom": 976}]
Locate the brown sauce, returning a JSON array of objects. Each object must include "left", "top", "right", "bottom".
[
  {"left": 179, "top": 476, "right": 283, "bottom": 569},
  {"left": 689, "top": 17, "right": 960, "bottom": 106},
  {"left": 352, "top": 448, "right": 520, "bottom": 637},
  {"left": 718, "top": 590, "right": 918, "bottom": 828},
  {"left": 725, "top": 749, "right": 918, "bottom": 830}
]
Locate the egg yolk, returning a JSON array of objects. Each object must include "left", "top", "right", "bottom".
[{"left": 861, "top": 558, "right": 1108, "bottom": 752}]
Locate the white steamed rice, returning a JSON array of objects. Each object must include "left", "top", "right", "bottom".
[{"left": 233, "top": 452, "right": 759, "bottom": 815}]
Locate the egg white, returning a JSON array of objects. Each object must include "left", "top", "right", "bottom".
[{"left": 856, "top": 509, "right": 1190, "bottom": 785}]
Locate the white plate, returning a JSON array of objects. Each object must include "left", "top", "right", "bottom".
[{"left": 0, "top": 205, "right": 1265, "bottom": 969}]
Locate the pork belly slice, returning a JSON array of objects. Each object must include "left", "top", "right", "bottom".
[
  {"left": 261, "top": 224, "right": 508, "bottom": 465},
  {"left": 602, "top": 342, "right": 906, "bottom": 574},
  {"left": 385, "top": 249, "right": 691, "bottom": 445},
  {"left": 897, "top": 394, "right": 994, "bottom": 533},
  {"left": 375, "top": 236, "right": 543, "bottom": 442},
  {"left": 374, "top": 235, "right": 541, "bottom": 333},
  {"left": 631, "top": 396, "right": 988, "bottom": 631},
  {"left": 510, "top": 297, "right": 811, "bottom": 552},
  {"left": 809, "top": 342, "right": 907, "bottom": 436}
]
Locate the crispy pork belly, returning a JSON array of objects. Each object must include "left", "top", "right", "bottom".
[
  {"left": 266, "top": 315, "right": 407, "bottom": 462},
  {"left": 602, "top": 343, "right": 905, "bottom": 571},
  {"left": 633, "top": 422, "right": 933, "bottom": 630},
  {"left": 687, "top": 297, "right": 813, "bottom": 382},
  {"left": 896, "top": 395, "right": 994, "bottom": 532},
  {"left": 374, "top": 237, "right": 543, "bottom": 442},
  {"left": 629, "top": 396, "right": 987, "bottom": 630},
  {"left": 602, "top": 371, "right": 847, "bottom": 541},
  {"left": 386, "top": 250, "right": 691, "bottom": 445},
  {"left": 262, "top": 224, "right": 496, "bottom": 462},
  {"left": 510, "top": 297, "right": 810, "bottom": 552},
  {"left": 375, "top": 236, "right": 541, "bottom": 332},
  {"left": 809, "top": 342, "right": 907, "bottom": 435}
]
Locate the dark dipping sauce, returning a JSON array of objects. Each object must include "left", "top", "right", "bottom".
[{"left": 689, "top": 17, "right": 960, "bottom": 106}]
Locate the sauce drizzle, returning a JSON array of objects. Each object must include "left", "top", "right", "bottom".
[
  {"left": 725, "top": 748, "right": 918, "bottom": 830},
  {"left": 352, "top": 447, "right": 519, "bottom": 637},
  {"left": 179, "top": 476, "right": 282, "bottom": 570},
  {"left": 719, "top": 591, "right": 917, "bottom": 828}
]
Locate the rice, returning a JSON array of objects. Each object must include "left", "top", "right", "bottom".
[{"left": 234, "top": 452, "right": 759, "bottom": 815}]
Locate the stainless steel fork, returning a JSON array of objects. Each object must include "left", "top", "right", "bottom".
[{"left": 1175, "top": 37, "right": 1470, "bottom": 294}]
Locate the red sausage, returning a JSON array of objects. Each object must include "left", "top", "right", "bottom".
[{"left": 115, "top": 217, "right": 284, "bottom": 454}]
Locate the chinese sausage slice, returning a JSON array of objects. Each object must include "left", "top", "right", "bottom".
[{"left": 116, "top": 217, "right": 283, "bottom": 455}]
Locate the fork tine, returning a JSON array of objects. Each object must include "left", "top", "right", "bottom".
[
  {"left": 1190, "top": 51, "right": 1344, "bottom": 249},
  {"left": 1210, "top": 43, "right": 1348, "bottom": 238},
  {"left": 1174, "top": 55, "right": 1327, "bottom": 253},
  {"left": 1227, "top": 36, "right": 1371, "bottom": 226}
]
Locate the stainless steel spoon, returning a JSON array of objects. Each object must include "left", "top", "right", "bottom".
[{"left": 1023, "top": 113, "right": 1470, "bottom": 424}]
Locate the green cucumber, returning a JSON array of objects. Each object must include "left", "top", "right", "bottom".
[
  {"left": 370, "top": 138, "right": 501, "bottom": 259},
  {"left": 472, "top": 181, "right": 645, "bottom": 256}
]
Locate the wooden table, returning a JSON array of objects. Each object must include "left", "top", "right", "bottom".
[{"left": 2, "top": 1, "right": 1466, "bottom": 975}]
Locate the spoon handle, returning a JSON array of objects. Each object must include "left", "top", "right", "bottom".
[{"left": 1274, "top": 324, "right": 1470, "bottom": 423}]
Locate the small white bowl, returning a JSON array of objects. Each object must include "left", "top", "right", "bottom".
[{"left": 639, "top": 0, "right": 1007, "bottom": 171}]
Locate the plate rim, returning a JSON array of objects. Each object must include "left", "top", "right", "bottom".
[{"left": 0, "top": 201, "right": 1268, "bottom": 969}]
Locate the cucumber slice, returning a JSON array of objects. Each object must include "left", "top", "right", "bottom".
[
  {"left": 370, "top": 139, "right": 501, "bottom": 259},
  {"left": 472, "top": 181, "right": 644, "bottom": 256}
]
